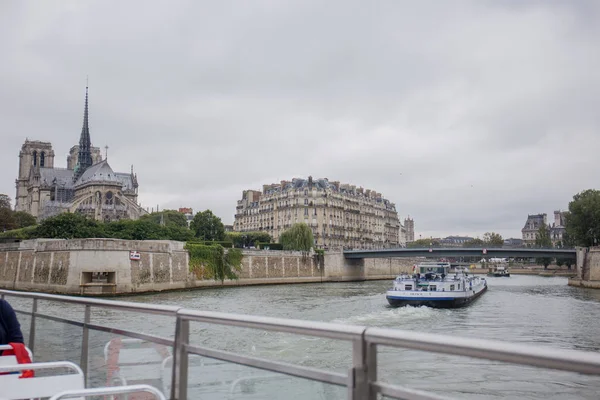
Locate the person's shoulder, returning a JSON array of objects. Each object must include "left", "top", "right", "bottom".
[{"left": 0, "top": 299, "right": 12, "bottom": 311}]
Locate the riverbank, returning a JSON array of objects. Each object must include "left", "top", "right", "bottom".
[{"left": 0, "top": 238, "right": 420, "bottom": 295}]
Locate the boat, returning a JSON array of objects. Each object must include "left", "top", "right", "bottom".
[
  {"left": 386, "top": 262, "right": 487, "bottom": 308},
  {"left": 487, "top": 264, "right": 510, "bottom": 277}
]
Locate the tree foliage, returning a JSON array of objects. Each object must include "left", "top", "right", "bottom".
[
  {"left": 140, "top": 210, "right": 189, "bottom": 228},
  {"left": 565, "top": 189, "right": 600, "bottom": 247},
  {"left": 279, "top": 223, "right": 314, "bottom": 252},
  {"left": 407, "top": 238, "right": 441, "bottom": 248},
  {"left": 0, "top": 194, "right": 17, "bottom": 232},
  {"left": 33, "top": 212, "right": 103, "bottom": 239},
  {"left": 0, "top": 208, "right": 17, "bottom": 232},
  {"left": 190, "top": 210, "right": 226, "bottom": 241},
  {"left": 0, "top": 194, "right": 11, "bottom": 210},
  {"left": 185, "top": 243, "right": 242, "bottom": 282},
  {"left": 0, "top": 210, "right": 194, "bottom": 242},
  {"left": 12, "top": 211, "right": 37, "bottom": 229},
  {"left": 483, "top": 232, "right": 504, "bottom": 247},
  {"left": 535, "top": 224, "right": 553, "bottom": 268},
  {"left": 226, "top": 231, "right": 272, "bottom": 248},
  {"left": 463, "top": 238, "right": 484, "bottom": 247}
]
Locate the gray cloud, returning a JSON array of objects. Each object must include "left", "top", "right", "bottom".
[{"left": 1, "top": 0, "right": 599, "bottom": 240}]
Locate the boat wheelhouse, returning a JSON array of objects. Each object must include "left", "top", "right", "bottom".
[
  {"left": 386, "top": 262, "right": 487, "bottom": 308},
  {"left": 487, "top": 264, "right": 510, "bottom": 277}
]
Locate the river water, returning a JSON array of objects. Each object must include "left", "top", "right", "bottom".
[{"left": 9, "top": 275, "right": 600, "bottom": 399}]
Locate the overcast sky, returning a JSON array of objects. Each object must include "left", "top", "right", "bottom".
[{"left": 1, "top": 0, "right": 599, "bottom": 240}]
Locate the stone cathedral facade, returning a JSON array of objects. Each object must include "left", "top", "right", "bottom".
[{"left": 15, "top": 87, "right": 146, "bottom": 222}]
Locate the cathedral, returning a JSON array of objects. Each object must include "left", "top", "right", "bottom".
[{"left": 15, "top": 87, "right": 147, "bottom": 222}]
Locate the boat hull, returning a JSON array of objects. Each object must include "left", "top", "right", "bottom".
[{"left": 386, "top": 285, "right": 487, "bottom": 309}]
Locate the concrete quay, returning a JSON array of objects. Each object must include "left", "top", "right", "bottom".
[{"left": 0, "top": 239, "right": 419, "bottom": 296}]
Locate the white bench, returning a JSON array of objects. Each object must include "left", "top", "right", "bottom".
[
  {"left": 0, "top": 344, "right": 33, "bottom": 367},
  {"left": 0, "top": 361, "right": 84, "bottom": 400},
  {"left": 49, "top": 384, "right": 166, "bottom": 400}
]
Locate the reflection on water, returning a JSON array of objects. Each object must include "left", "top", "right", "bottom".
[{"left": 5, "top": 275, "right": 600, "bottom": 399}]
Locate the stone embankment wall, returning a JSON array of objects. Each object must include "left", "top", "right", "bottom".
[
  {"left": 0, "top": 239, "right": 419, "bottom": 295},
  {"left": 568, "top": 246, "right": 600, "bottom": 289}
]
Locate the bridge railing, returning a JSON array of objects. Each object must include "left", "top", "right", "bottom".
[{"left": 2, "top": 289, "right": 600, "bottom": 400}]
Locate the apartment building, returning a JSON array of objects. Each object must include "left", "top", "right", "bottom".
[{"left": 233, "top": 177, "right": 402, "bottom": 249}]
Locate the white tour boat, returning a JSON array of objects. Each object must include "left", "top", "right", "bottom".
[{"left": 386, "top": 262, "right": 487, "bottom": 308}]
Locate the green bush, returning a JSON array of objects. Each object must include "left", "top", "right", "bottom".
[
  {"left": 226, "top": 231, "right": 273, "bottom": 248},
  {"left": 0, "top": 225, "right": 37, "bottom": 240}
]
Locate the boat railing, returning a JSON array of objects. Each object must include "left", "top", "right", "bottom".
[{"left": 2, "top": 288, "right": 600, "bottom": 400}]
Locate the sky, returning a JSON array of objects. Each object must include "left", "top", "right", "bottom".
[{"left": 1, "top": 0, "right": 599, "bottom": 240}]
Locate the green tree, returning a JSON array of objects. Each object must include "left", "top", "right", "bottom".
[
  {"left": 33, "top": 212, "right": 104, "bottom": 239},
  {"left": 0, "top": 208, "right": 16, "bottom": 232},
  {"left": 190, "top": 210, "right": 226, "bottom": 241},
  {"left": 483, "top": 232, "right": 504, "bottom": 247},
  {"left": 279, "top": 223, "right": 314, "bottom": 252},
  {"left": 0, "top": 194, "right": 16, "bottom": 232},
  {"left": 0, "top": 194, "right": 11, "bottom": 210},
  {"left": 12, "top": 211, "right": 37, "bottom": 229},
  {"left": 535, "top": 224, "right": 553, "bottom": 269},
  {"left": 463, "top": 238, "right": 484, "bottom": 247},
  {"left": 140, "top": 210, "right": 189, "bottom": 228},
  {"left": 565, "top": 189, "right": 600, "bottom": 247}
]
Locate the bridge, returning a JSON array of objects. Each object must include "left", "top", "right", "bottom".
[{"left": 343, "top": 247, "right": 577, "bottom": 260}]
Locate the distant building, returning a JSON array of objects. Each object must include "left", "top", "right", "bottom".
[
  {"left": 224, "top": 225, "right": 234, "bottom": 232},
  {"left": 178, "top": 208, "right": 194, "bottom": 226},
  {"left": 522, "top": 214, "right": 547, "bottom": 246},
  {"left": 440, "top": 236, "right": 474, "bottom": 247},
  {"left": 550, "top": 210, "right": 567, "bottom": 246},
  {"left": 404, "top": 217, "right": 415, "bottom": 244},
  {"left": 234, "top": 177, "right": 402, "bottom": 249},
  {"left": 521, "top": 211, "right": 566, "bottom": 247},
  {"left": 504, "top": 238, "right": 524, "bottom": 247}
]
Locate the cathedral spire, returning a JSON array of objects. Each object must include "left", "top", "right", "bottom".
[{"left": 74, "top": 85, "right": 93, "bottom": 181}]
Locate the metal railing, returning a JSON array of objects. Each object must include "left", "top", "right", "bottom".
[{"left": 1, "top": 288, "right": 600, "bottom": 400}]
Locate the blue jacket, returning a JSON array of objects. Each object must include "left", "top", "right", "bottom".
[{"left": 0, "top": 299, "right": 24, "bottom": 344}]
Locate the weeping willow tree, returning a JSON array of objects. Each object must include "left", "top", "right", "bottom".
[
  {"left": 279, "top": 223, "right": 314, "bottom": 252},
  {"left": 185, "top": 243, "right": 243, "bottom": 282}
]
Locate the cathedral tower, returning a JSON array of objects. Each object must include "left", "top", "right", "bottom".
[{"left": 15, "top": 140, "right": 55, "bottom": 212}]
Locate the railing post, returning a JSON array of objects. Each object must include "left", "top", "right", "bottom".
[
  {"left": 348, "top": 330, "right": 368, "bottom": 400},
  {"left": 28, "top": 298, "right": 37, "bottom": 352},
  {"left": 366, "top": 342, "right": 377, "bottom": 400},
  {"left": 171, "top": 315, "right": 189, "bottom": 400},
  {"left": 80, "top": 305, "right": 91, "bottom": 387}
]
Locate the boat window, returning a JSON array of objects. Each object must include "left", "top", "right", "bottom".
[
  {"left": 404, "top": 285, "right": 412, "bottom": 290},
  {"left": 430, "top": 285, "right": 436, "bottom": 291},
  {"left": 450, "top": 285, "right": 455, "bottom": 291}
]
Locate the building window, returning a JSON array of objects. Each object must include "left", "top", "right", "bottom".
[
  {"left": 32, "top": 151, "right": 37, "bottom": 166},
  {"left": 40, "top": 152, "right": 45, "bottom": 167}
]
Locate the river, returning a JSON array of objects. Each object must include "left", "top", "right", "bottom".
[{"left": 10, "top": 275, "right": 600, "bottom": 399}]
